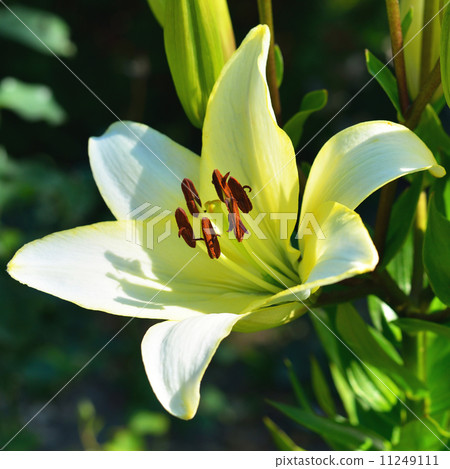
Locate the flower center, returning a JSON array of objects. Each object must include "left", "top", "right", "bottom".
[{"left": 175, "top": 170, "right": 253, "bottom": 259}]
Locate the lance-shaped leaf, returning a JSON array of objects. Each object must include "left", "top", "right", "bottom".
[
  {"left": 164, "top": 0, "right": 235, "bottom": 128},
  {"left": 263, "top": 417, "right": 305, "bottom": 451},
  {"left": 335, "top": 304, "right": 427, "bottom": 398},
  {"left": 424, "top": 195, "right": 450, "bottom": 306},
  {"left": 283, "top": 89, "right": 328, "bottom": 148},
  {"left": 393, "top": 318, "right": 450, "bottom": 340},
  {"left": 269, "top": 401, "right": 389, "bottom": 450},
  {"left": 365, "top": 49, "right": 402, "bottom": 117}
]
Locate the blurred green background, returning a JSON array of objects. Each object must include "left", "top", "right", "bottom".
[{"left": 0, "top": 0, "right": 405, "bottom": 450}]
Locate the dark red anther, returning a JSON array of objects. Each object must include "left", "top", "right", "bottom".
[
  {"left": 212, "top": 169, "right": 230, "bottom": 202},
  {"left": 228, "top": 177, "right": 253, "bottom": 213},
  {"left": 175, "top": 208, "right": 196, "bottom": 248},
  {"left": 226, "top": 198, "right": 248, "bottom": 242},
  {"left": 201, "top": 217, "right": 221, "bottom": 259},
  {"left": 181, "top": 178, "right": 202, "bottom": 216}
]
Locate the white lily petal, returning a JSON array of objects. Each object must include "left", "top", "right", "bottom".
[
  {"left": 200, "top": 24, "right": 300, "bottom": 271},
  {"left": 8, "top": 221, "right": 270, "bottom": 319},
  {"left": 299, "top": 201, "right": 378, "bottom": 290},
  {"left": 89, "top": 121, "right": 200, "bottom": 220},
  {"left": 301, "top": 121, "right": 445, "bottom": 218},
  {"left": 141, "top": 313, "right": 241, "bottom": 419}
]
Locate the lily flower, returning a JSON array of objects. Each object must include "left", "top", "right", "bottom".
[{"left": 8, "top": 26, "right": 444, "bottom": 420}]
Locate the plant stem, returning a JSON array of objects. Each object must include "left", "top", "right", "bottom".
[
  {"left": 385, "top": 0, "right": 410, "bottom": 114},
  {"left": 315, "top": 282, "right": 378, "bottom": 307},
  {"left": 405, "top": 59, "right": 442, "bottom": 129},
  {"left": 373, "top": 0, "right": 409, "bottom": 262},
  {"left": 371, "top": 270, "right": 412, "bottom": 314},
  {"left": 405, "top": 308, "right": 450, "bottom": 323},
  {"left": 374, "top": 181, "right": 398, "bottom": 261},
  {"left": 411, "top": 191, "right": 427, "bottom": 304},
  {"left": 257, "top": 0, "right": 282, "bottom": 124}
]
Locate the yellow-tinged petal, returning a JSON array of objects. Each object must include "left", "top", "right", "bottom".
[
  {"left": 7, "top": 221, "right": 272, "bottom": 319},
  {"left": 299, "top": 201, "right": 378, "bottom": 290},
  {"left": 233, "top": 302, "right": 307, "bottom": 333},
  {"left": 301, "top": 121, "right": 445, "bottom": 219},
  {"left": 89, "top": 121, "right": 200, "bottom": 220},
  {"left": 200, "top": 25, "right": 300, "bottom": 271},
  {"left": 141, "top": 314, "right": 241, "bottom": 419}
]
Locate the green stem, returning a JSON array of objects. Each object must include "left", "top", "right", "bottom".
[
  {"left": 373, "top": 0, "right": 410, "bottom": 260},
  {"left": 257, "top": 0, "right": 282, "bottom": 124},
  {"left": 315, "top": 282, "right": 378, "bottom": 307},
  {"left": 405, "top": 308, "right": 450, "bottom": 323},
  {"left": 385, "top": 0, "right": 410, "bottom": 114},
  {"left": 405, "top": 59, "right": 441, "bottom": 129},
  {"left": 374, "top": 180, "right": 398, "bottom": 262},
  {"left": 371, "top": 270, "right": 412, "bottom": 314},
  {"left": 411, "top": 191, "right": 427, "bottom": 305}
]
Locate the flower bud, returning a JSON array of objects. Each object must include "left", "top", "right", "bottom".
[
  {"left": 400, "top": 0, "right": 442, "bottom": 100},
  {"left": 163, "top": 0, "right": 236, "bottom": 128}
]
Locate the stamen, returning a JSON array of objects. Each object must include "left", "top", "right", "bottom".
[
  {"left": 212, "top": 169, "right": 230, "bottom": 202},
  {"left": 226, "top": 198, "right": 248, "bottom": 242},
  {"left": 181, "top": 178, "right": 202, "bottom": 216},
  {"left": 201, "top": 217, "right": 221, "bottom": 259},
  {"left": 175, "top": 208, "right": 196, "bottom": 248},
  {"left": 228, "top": 177, "right": 253, "bottom": 213}
]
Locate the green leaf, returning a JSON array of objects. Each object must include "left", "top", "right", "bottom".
[
  {"left": 434, "top": 152, "right": 450, "bottom": 217},
  {"left": 274, "top": 44, "right": 284, "bottom": 88},
  {"left": 441, "top": 2, "right": 450, "bottom": 109},
  {"left": 284, "top": 358, "right": 312, "bottom": 411},
  {"left": 393, "top": 318, "right": 450, "bottom": 340},
  {"left": 329, "top": 363, "right": 358, "bottom": 425},
  {"left": 335, "top": 304, "right": 427, "bottom": 397},
  {"left": 423, "top": 195, "right": 450, "bottom": 305},
  {"left": 401, "top": 7, "right": 413, "bottom": 37},
  {"left": 393, "top": 420, "right": 447, "bottom": 451},
  {"left": 365, "top": 49, "right": 402, "bottom": 116},
  {"left": 381, "top": 174, "right": 423, "bottom": 268},
  {"left": 283, "top": 89, "right": 328, "bottom": 148},
  {"left": 164, "top": 0, "right": 235, "bottom": 128},
  {"left": 346, "top": 361, "right": 398, "bottom": 412},
  {"left": 427, "top": 334, "right": 450, "bottom": 415},
  {"left": 310, "top": 356, "right": 336, "bottom": 418},
  {"left": 263, "top": 417, "right": 305, "bottom": 451},
  {"left": 415, "top": 105, "right": 450, "bottom": 157},
  {"left": 0, "top": 5, "right": 76, "bottom": 57},
  {"left": 367, "top": 295, "right": 401, "bottom": 343},
  {"left": 269, "top": 401, "right": 388, "bottom": 450},
  {"left": 387, "top": 230, "right": 414, "bottom": 295},
  {"left": 0, "top": 77, "right": 66, "bottom": 125}
]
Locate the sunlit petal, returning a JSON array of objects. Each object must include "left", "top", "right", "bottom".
[
  {"left": 89, "top": 121, "right": 200, "bottom": 219},
  {"left": 301, "top": 121, "right": 445, "bottom": 219},
  {"left": 141, "top": 313, "right": 240, "bottom": 419}
]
